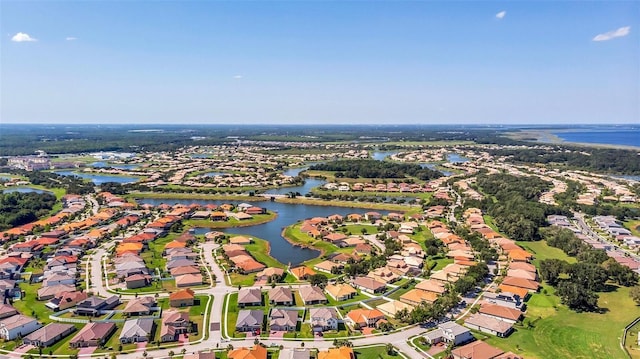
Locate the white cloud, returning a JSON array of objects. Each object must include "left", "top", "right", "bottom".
[
  {"left": 495, "top": 11, "right": 506, "bottom": 19},
  {"left": 233, "top": 75, "right": 243, "bottom": 79},
  {"left": 11, "top": 32, "right": 37, "bottom": 42},
  {"left": 593, "top": 26, "right": 631, "bottom": 41},
  {"left": 66, "top": 37, "right": 77, "bottom": 41}
]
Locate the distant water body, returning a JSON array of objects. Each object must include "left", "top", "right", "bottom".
[{"left": 553, "top": 129, "right": 640, "bottom": 147}]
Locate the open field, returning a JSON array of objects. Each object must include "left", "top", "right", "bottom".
[
  {"left": 184, "top": 212, "right": 276, "bottom": 229},
  {"left": 515, "top": 240, "right": 577, "bottom": 267}
]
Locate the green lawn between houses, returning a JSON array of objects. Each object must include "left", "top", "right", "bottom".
[{"left": 480, "top": 239, "right": 638, "bottom": 359}]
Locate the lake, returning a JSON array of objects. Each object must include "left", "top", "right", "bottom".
[
  {"left": 446, "top": 153, "right": 469, "bottom": 163},
  {"left": 54, "top": 171, "right": 139, "bottom": 185},
  {"left": 371, "top": 151, "right": 401, "bottom": 161},
  {"left": 2, "top": 188, "right": 51, "bottom": 194},
  {"left": 137, "top": 198, "right": 387, "bottom": 266},
  {"left": 554, "top": 129, "right": 640, "bottom": 147},
  {"left": 90, "top": 162, "right": 139, "bottom": 170}
]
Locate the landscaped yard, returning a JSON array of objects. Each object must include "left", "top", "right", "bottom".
[
  {"left": 353, "top": 345, "right": 405, "bottom": 359},
  {"left": 13, "top": 282, "right": 54, "bottom": 324},
  {"left": 515, "top": 240, "right": 577, "bottom": 267}
]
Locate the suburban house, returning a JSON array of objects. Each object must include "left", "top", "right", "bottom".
[
  {"left": 125, "top": 274, "right": 152, "bottom": 289},
  {"left": 451, "top": 340, "right": 520, "bottom": 359},
  {"left": 464, "top": 313, "right": 514, "bottom": 338},
  {"left": 268, "top": 287, "right": 294, "bottom": 306},
  {"left": 160, "top": 310, "right": 192, "bottom": 342},
  {"left": 317, "top": 346, "right": 354, "bottom": 359},
  {"left": 346, "top": 308, "right": 385, "bottom": 329},
  {"left": 278, "top": 348, "right": 312, "bottom": 359},
  {"left": 309, "top": 307, "right": 339, "bottom": 333},
  {"left": 228, "top": 345, "right": 268, "bottom": 359},
  {"left": 235, "top": 310, "right": 264, "bottom": 333},
  {"left": 75, "top": 295, "right": 120, "bottom": 316},
  {"left": 123, "top": 296, "right": 157, "bottom": 316},
  {"left": 46, "top": 291, "right": 88, "bottom": 312},
  {"left": 237, "top": 288, "right": 263, "bottom": 307},
  {"left": 269, "top": 308, "right": 298, "bottom": 332},
  {"left": 325, "top": 283, "right": 357, "bottom": 301},
  {"left": 478, "top": 304, "right": 523, "bottom": 324},
  {"left": 298, "top": 286, "right": 327, "bottom": 305},
  {"left": 352, "top": 277, "right": 386, "bottom": 294},
  {"left": 0, "top": 314, "right": 42, "bottom": 340},
  {"left": 37, "top": 284, "right": 76, "bottom": 300},
  {"left": 169, "top": 288, "right": 195, "bottom": 307},
  {"left": 424, "top": 321, "right": 474, "bottom": 346},
  {"left": 23, "top": 323, "right": 76, "bottom": 348},
  {"left": 119, "top": 318, "right": 155, "bottom": 343},
  {"left": 184, "top": 352, "right": 215, "bottom": 359},
  {"left": 69, "top": 322, "right": 117, "bottom": 348},
  {"left": 0, "top": 305, "right": 17, "bottom": 319},
  {"left": 289, "top": 266, "right": 316, "bottom": 280}
]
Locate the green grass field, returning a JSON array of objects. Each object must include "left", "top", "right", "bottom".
[
  {"left": 485, "top": 240, "right": 636, "bottom": 359},
  {"left": 353, "top": 345, "right": 405, "bottom": 359}
]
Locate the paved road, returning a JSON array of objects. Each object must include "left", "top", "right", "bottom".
[{"left": 573, "top": 212, "right": 640, "bottom": 261}]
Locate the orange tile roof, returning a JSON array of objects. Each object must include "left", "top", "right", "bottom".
[{"left": 169, "top": 288, "right": 195, "bottom": 301}]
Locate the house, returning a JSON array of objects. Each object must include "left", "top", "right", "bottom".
[
  {"left": 424, "top": 321, "right": 474, "bottom": 346},
  {"left": 464, "top": 313, "right": 514, "bottom": 338},
  {"left": 75, "top": 295, "right": 120, "bottom": 316},
  {"left": 400, "top": 289, "right": 438, "bottom": 306},
  {"left": 0, "top": 305, "right": 18, "bottom": 319},
  {"left": 352, "top": 276, "right": 386, "bottom": 294},
  {"left": 0, "top": 314, "right": 42, "bottom": 340},
  {"left": 451, "top": 340, "right": 507, "bottom": 359},
  {"left": 69, "top": 322, "right": 116, "bottom": 348},
  {"left": 279, "top": 348, "right": 312, "bottom": 359},
  {"left": 236, "top": 310, "right": 264, "bottom": 333},
  {"left": 256, "top": 267, "right": 285, "bottom": 282},
  {"left": 268, "top": 287, "right": 294, "bottom": 306},
  {"left": 175, "top": 273, "right": 203, "bottom": 287},
  {"left": 119, "top": 318, "right": 155, "bottom": 343},
  {"left": 37, "top": 284, "right": 76, "bottom": 300},
  {"left": 376, "top": 300, "right": 414, "bottom": 318},
  {"left": 123, "top": 297, "right": 157, "bottom": 316},
  {"left": 298, "top": 286, "right": 327, "bottom": 305},
  {"left": 228, "top": 345, "right": 268, "bottom": 359},
  {"left": 160, "top": 310, "right": 192, "bottom": 342},
  {"left": 482, "top": 292, "right": 523, "bottom": 309},
  {"left": 46, "top": 291, "right": 88, "bottom": 311},
  {"left": 346, "top": 308, "right": 385, "bottom": 329},
  {"left": 170, "top": 265, "right": 201, "bottom": 276},
  {"left": 309, "top": 307, "right": 339, "bottom": 332},
  {"left": 269, "top": 308, "right": 298, "bottom": 332},
  {"left": 317, "top": 346, "right": 354, "bottom": 359},
  {"left": 478, "top": 304, "right": 522, "bottom": 323},
  {"left": 314, "top": 260, "right": 342, "bottom": 274},
  {"left": 42, "top": 273, "right": 76, "bottom": 287},
  {"left": 290, "top": 266, "right": 316, "bottom": 280},
  {"left": 237, "top": 288, "right": 262, "bottom": 307},
  {"left": 125, "top": 274, "right": 152, "bottom": 289},
  {"left": 325, "top": 283, "right": 357, "bottom": 301},
  {"left": 23, "top": 323, "right": 76, "bottom": 348},
  {"left": 169, "top": 288, "right": 195, "bottom": 307},
  {"left": 184, "top": 352, "right": 215, "bottom": 359}
]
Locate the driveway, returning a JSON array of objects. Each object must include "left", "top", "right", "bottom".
[
  {"left": 78, "top": 346, "right": 97, "bottom": 356},
  {"left": 269, "top": 331, "right": 286, "bottom": 339}
]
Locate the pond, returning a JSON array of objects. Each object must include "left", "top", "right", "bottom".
[
  {"left": 54, "top": 171, "right": 139, "bottom": 185},
  {"left": 204, "top": 172, "right": 230, "bottom": 177},
  {"left": 90, "top": 162, "right": 139, "bottom": 170},
  {"left": 371, "top": 151, "right": 401, "bottom": 161},
  {"left": 446, "top": 153, "right": 470, "bottom": 163},
  {"left": 264, "top": 166, "right": 327, "bottom": 196},
  {"left": 137, "top": 198, "right": 388, "bottom": 266},
  {"left": 420, "top": 163, "right": 453, "bottom": 176},
  {"left": 2, "top": 188, "right": 52, "bottom": 194}
]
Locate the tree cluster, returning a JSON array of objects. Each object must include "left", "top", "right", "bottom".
[
  {"left": 0, "top": 192, "right": 56, "bottom": 230},
  {"left": 310, "top": 159, "right": 442, "bottom": 180}
]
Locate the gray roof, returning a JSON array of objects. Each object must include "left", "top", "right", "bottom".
[
  {"left": 24, "top": 323, "right": 75, "bottom": 343},
  {"left": 119, "top": 318, "right": 154, "bottom": 339},
  {"left": 279, "top": 349, "right": 311, "bottom": 359},
  {"left": 270, "top": 308, "right": 298, "bottom": 327},
  {"left": 439, "top": 321, "right": 470, "bottom": 336},
  {"left": 236, "top": 310, "right": 263, "bottom": 327},
  {"left": 237, "top": 288, "right": 262, "bottom": 304}
]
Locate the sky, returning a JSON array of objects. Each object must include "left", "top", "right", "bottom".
[{"left": 1, "top": 1, "right": 638, "bottom": 125}]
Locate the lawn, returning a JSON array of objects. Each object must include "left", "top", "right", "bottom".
[
  {"left": 342, "top": 224, "right": 379, "bottom": 235},
  {"left": 427, "top": 256, "right": 453, "bottom": 272},
  {"left": 624, "top": 320, "right": 640, "bottom": 359},
  {"left": 238, "top": 235, "right": 286, "bottom": 269},
  {"left": 353, "top": 345, "right": 405, "bottom": 359},
  {"left": 284, "top": 224, "right": 354, "bottom": 268},
  {"left": 223, "top": 292, "right": 269, "bottom": 338},
  {"left": 13, "top": 282, "right": 54, "bottom": 324},
  {"left": 183, "top": 212, "right": 276, "bottom": 229},
  {"left": 276, "top": 197, "right": 416, "bottom": 212},
  {"left": 142, "top": 233, "right": 177, "bottom": 273},
  {"left": 625, "top": 220, "right": 640, "bottom": 237},
  {"left": 515, "top": 240, "right": 577, "bottom": 267}
]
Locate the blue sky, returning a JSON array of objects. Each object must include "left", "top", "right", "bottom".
[{"left": 1, "top": 1, "right": 638, "bottom": 125}]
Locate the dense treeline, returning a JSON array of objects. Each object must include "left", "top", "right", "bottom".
[
  {"left": 15, "top": 170, "right": 94, "bottom": 195},
  {"left": 539, "top": 227, "right": 638, "bottom": 311},
  {"left": 576, "top": 203, "right": 639, "bottom": 222},
  {"left": 310, "top": 159, "right": 442, "bottom": 180},
  {"left": 0, "top": 192, "right": 56, "bottom": 230},
  {"left": 471, "top": 173, "right": 568, "bottom": 241},
  {"left": 485, "top": 146, "right": 640, "bottom": 174}
]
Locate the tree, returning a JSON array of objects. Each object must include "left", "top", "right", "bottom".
[
  {"left": 309, "top": 274, "right": 328, "bottom": 288},
  {"left": 630, "top": 286, "right": 640, "bottom": 305},
  {"left": 539, "top": 259, "right": 567, "bottom": 285},
  {"left": 385, "top": 344, "right": 396, "bottom": 355},
  {"left": 556, "top": 280, "right": 599, "bottom": 312},
  {"left": 168, "top": 350, "right": 175, "bottom": 358}
]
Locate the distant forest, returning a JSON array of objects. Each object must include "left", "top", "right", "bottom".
[
  {"left": 0, "top": 125, "right": 521, "bottom": 156},
  {"left": 310, "top": 159, "right": 443, "bottom": 180}
]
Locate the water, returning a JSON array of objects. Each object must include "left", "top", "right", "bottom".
[
  {"left": 191, "top": 154, "right": 212, "bottom": 159},
  {"left": 204, "top": 172, "right": 229, "bottom": 177},
  {"left": 371, "top": 151, "right": 401, "bottom": 161},
  {"left": 54, "top": 171, "right": 138, "bottom": 185},
  {"left": 2, "top": 188, "right": 51, "bottom": 194},
  {"left": 554, "top": 129, "right": 640, "bottom": 147},
  {"left": 136, "top": 198, "right": 387, "bottom": 266},
  {"left": 90, "top": 162, "right": 139, "bottom": 170},
  {"left": 420, "top": 163, "right": 453, "bottom": 176},
  {"left": 613, "top": 175, "right": 640, "bottom": 182},
  {"left": 264, "top": 167, "right": 327, "bottom": 195},
  {"left": 446, "top": 153, "right": 469, "bottom": 163}
]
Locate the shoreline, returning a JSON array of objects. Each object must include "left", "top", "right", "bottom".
[
  {"left": 281, "top": 227, "right": 325, "bottom": 263},
  {"left": 506, "top": 130, "right": 640, "bottom": 150},
  {"left": 129, "top": 191, "right": 269, "bottom": 201},
  {"left": 275, "top": 196, "right": 414, "bottom": 212},
  {"left": 186, "top": 212, "right": 278, "bottom": 229}
]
